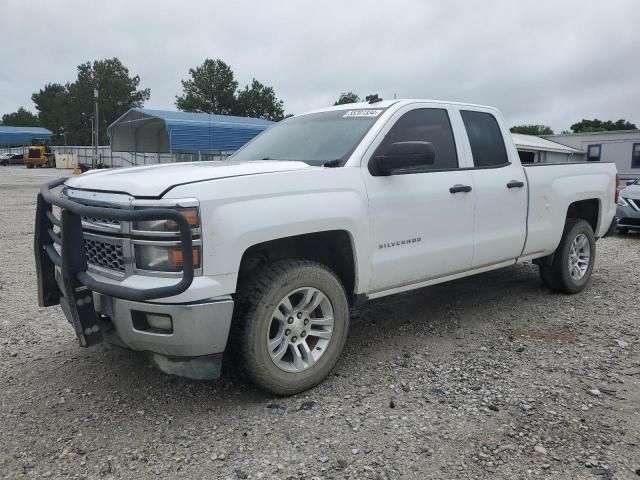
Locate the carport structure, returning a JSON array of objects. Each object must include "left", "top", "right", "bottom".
[
  {"left": 0, "top": 126, "right": 53, "bottom": 147},
  {"left": 512, "top": 133, "right": 583, "bottom": 164},
  {"left": 108, "top": 108, "right": 274, "bottom": 154}
]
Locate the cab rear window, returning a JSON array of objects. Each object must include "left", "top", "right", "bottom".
[{"left": 461, "top": 111, "right": 509, "bottom": 168}]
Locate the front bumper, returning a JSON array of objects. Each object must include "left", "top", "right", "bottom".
[
  {"left": 35, "top": 177, "right": 196, "bottom": 346},
  {"left": 35, "top": 177, "right": 231, "bottom": 380},
  {"left": 616, "top": 204, "right": 640, "bottom": 230},
  {"left": 94, "top": 292, "right": 234, "bottom": 357}
]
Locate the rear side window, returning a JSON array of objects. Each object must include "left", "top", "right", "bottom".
[
  {"left": 375, "top": 108, "right": 459, "bottom": 170},
  {"left": 461, "top": 110, "right": 509, "bottom": 167}
]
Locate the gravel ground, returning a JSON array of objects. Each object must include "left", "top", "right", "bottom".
[{"left": 1, "top": 165, "right": 639, "bottom": 480}]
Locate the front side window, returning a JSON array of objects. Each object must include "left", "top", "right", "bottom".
[
  {"left": 230, "top": 109, "right": 386, "bottom": 166},
  {"left": 372, "top": 108, "right": 459, "bottom": 170},
  {"left": 587, "top": 144, "right": 601, "bottom": 162},
  {"left": 632, "top": 143, "right": 640, "bottom": 168},
  {"left": 461, "top": 110, "right": 509, "bottom": 168}
]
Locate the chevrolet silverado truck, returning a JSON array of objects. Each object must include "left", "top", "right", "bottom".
[{"left": 35, "top": 99, "right": 618, "bottom": 395}]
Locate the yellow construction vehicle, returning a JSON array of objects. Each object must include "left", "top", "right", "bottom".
[{"left": 24, "top": 138, "right": 55, "bottom": 169}]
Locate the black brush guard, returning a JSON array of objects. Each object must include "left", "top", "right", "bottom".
[{"left": 34, "top": 177, "right": 195, "bottom": 347}]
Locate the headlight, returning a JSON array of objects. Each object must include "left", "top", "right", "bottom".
[
  {"left": 617, "top": 197, "right": 628, "bottom": 207},
  {"left": 134, "top": 207, "right": 199, "bottom": 232},
  {"left": 135, "top": 244, "right": 201, "bottom": 272}
]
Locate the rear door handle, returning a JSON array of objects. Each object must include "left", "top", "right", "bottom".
[
  {"left": 449, "top": 184, "right": 472, "bottom": 194},
  {"left": 507, "top": 180, "right": 525, "bottom": 189}
]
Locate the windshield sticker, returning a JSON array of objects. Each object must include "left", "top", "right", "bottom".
[{"left": 343, "top": 110, "right": 382, "bottom": 118}]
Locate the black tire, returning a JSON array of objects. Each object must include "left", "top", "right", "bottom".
[
  {"left": 0, "top": 160, "right": 7, "bottom": 166},
  {"left": 617, "top": 227, "right": 629, "bottom": 235},
  {"left": 232, "top": 259, "right": 349, "bottom": 396},
  {"left": 539, "top": 219, "right": 595, "bottom": 294},
  {"left": 26, "top": 163, "right": 34, "bottom": 169}
]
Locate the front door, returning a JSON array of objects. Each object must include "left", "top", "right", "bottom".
[{"left": 363, "top": 106, "right": 476, "bottom": 292}]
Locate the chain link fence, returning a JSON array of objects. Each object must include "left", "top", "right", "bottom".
[{"left": 50, "top": 146, "right": 233, "bottom": 168}]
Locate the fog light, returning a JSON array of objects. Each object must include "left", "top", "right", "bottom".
[
  {"left": 146, "top": 314, "right": 173, "bottom": 331},
  {"left": 132, "top": 310, "right": 173, "bottom": 333}
]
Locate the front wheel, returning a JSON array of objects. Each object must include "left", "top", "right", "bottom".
[
  {"left": 539, "top": 219, "right": 595, "bottom": 294},
  {"left": 232, "top": 259, "right": 349, "bottom": 395}
]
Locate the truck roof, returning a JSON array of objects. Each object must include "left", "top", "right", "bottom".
[{"left": 300, "top": 98, "right": 499, "bottom": 116}]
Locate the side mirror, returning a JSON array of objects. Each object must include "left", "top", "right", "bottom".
[{"left": 370, "top": 141, "right": 436, "bottom": 176}]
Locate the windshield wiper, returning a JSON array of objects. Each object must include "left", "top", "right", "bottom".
[{"left": 322, "top": 160, "right": 341, "bottom": 168}]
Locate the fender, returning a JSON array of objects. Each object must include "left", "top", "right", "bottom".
[{"left": 166, "top": 167, "right": 373, "bottom": 295}]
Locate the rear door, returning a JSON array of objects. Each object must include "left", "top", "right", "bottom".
[
  {"left": 457, "top": 109, "right": 528, "bottom": 267},
  {"left": 362, "top": 104, "right": 476, "bottom": 292}
]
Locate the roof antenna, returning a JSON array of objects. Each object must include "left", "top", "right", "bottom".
[{"left": 366, "top": 94, "right": 383, "bottom": 104}]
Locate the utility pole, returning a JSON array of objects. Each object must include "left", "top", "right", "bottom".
[
  {"left": 90, "top": 117, "right": 94, "bottom": 168},
  {"left": 59, "top": 128, "right": 66, "bottom": 148},
  {"left": 94, "top": 85, "right": 99, "bottom": 168}
]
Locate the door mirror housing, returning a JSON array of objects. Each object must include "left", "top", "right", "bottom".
[{"left": 370, "top": 141, "right": 436, "bottom": 176}]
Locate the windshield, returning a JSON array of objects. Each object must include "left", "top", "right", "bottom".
[{"left": 230, "top": 109, "right": 386, "bottom": 166}]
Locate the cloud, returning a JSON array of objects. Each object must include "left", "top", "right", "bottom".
[{"left": 1, "top": 0, "right": 638, "bottom": 132}]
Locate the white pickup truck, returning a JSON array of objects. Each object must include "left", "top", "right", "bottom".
[{"left": 35, "top": 99, "right": 618, "bottom": 395}]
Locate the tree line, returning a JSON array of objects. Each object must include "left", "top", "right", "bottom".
[
  {"left": 510, "top": 119, "right": 637, "bottom": 136},
  {"left": 0, "top": 58, "right": 288, "bottom": 145},
  {"left": 1, "top": 63, "right": 637, "bottom": 145}
]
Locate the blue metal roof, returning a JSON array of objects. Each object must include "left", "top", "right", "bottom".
[
  {"left": 110, "top": 108, "right": 274, "bottom": 153},
  {"left": 0, "top": 126, "right": 53, "bottom": 146}
]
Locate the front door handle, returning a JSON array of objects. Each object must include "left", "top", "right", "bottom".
[
  {"left": 507, "top": 180, "right": 525, "bottom": 189},
  {"left": 449, "top": 184, "right": 472, "bottom": 194}
]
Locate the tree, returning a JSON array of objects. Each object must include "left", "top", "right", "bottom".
[
  {"left": 334, "top": 92, "right": 360, "bottom": 105},
  {"left": 570, "top": 118, "right": 637, "bottom": 133},
  {"left": 175, "top": 59, "right": 238, "bottom": 114},
  {"left": 1, "top": 107, "right": 39, "bottom": 126},
  {"left": 510, "top": 124, "right": 554, "bottom": 135},
  {"left": 176, "top": 58, "right": 286, "bottom": 120},
  {"left": 31, "top": 58, "right": 150, "bottom": 145},
  {"left": 31, "top": 83, "right": 67, "bottom": 138},
  {"left": 67, "top": 58, "right": 150, "bottom": 144},
  {"left": 234, "top": 79, "right": 284, "bottom": 121}
]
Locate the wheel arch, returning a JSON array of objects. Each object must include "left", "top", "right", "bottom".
[
  {"left": 237, "top": 230, "right": 358, "bottom": 303},
  {"left": 535, "top": 200, "right": 600, "bottom": 267},
  {"left": 565, "top": 198, "right": 600, "bottom": 234}
]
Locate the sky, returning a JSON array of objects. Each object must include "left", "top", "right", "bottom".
[{"left": 1, "top": 0, "right": 639, "bottom": 133}]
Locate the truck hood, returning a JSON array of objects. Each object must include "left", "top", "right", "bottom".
[
  {"left": 621, "top": 183, "right": 640, "bottom": 200},
  {"left": 64, "top": 160, "right": 310, "bottom": 197}
]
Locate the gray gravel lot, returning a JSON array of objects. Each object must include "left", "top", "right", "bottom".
[{"left": 1, "top": 165, "right": 639, "bottom": 479}]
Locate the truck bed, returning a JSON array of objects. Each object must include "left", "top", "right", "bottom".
[{"left": 522, "top": 161, "right": 617, "bottom": 258}]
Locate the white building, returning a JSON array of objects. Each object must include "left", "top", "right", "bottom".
[
  {"left": 543, "top": 130, "right": 640, "bottom": 179},
  {"left": 511, "top": 133, "right": 583, "bottom": 164}
]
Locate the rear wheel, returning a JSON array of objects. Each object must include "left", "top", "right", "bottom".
[
  {"left": 232, "top": 259, "right": 349, "bottom": 395},
  {"left": 0, "top": 160, "right": 7, "bottom": 166},
  {"left": 539, "top": 219, "right": 595, "bottom": 294},
  {"left": 26, "top": 163, "right": 34, "bottom": 169}
]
